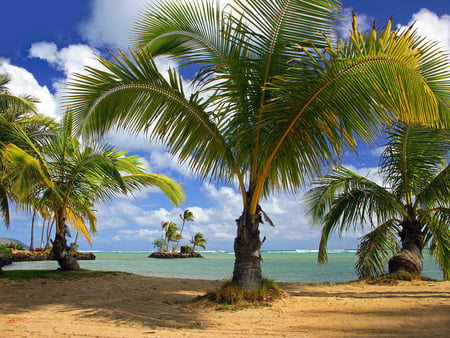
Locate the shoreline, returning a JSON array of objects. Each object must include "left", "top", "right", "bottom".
[{"left": 1, "top": 271, "right": 449, "bottom": 337}]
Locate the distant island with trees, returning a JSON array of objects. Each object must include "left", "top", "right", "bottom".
[{"left": 149, "top": 210, "right": 207, "bottom": 258}]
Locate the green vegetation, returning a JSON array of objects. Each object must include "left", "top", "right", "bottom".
[
  {"left": 305, "top": 124, "right": 450, "bottom": 280},
  {"left": 190, "top": 232, "right": 207, "bottom": 251},
  {"left": 66, "top": 0, "right": 450, "bottom": 289},
  {"left": 2, "top": 110, "right": 185, "bottom": 270},
  {"left": 153, "top": 212, "right": 207, "bottom": 254},
  {"left": 207, "top": 279, "right": 282, "bottom": 308}
]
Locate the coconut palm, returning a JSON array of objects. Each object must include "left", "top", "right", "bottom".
[
  {"left": 175, "top": 209, "right": 195, "bottom": 251},
  {"left": 305, "top": 124, "right": 450, "bottom": 279},
  {"left": 165, "top": 222, "right": 181, "bottom": 251},
  {"left": 0, "top": 73, "right": 55, "bottom": 227},
  {"left": 3, "top": 111, "right": 185, "bottom": 270},
  {"left": 190, "top": 232, "right": 207, "bottom": 251},
  {"left": 66, "top": 0, "right": 450, "bottom": 288}
]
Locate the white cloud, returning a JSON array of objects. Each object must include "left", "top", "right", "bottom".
[
  {"left": 0, "top": 58, "right": 58, "bottom": 118},
  {"left": 338, "top": 8, "right": 373, "bottom": 38},
  {"left": 398, "top": 8, "right": 450, "bottom": 55},
  {"left": 113, "top": 229, "right": 159, "bottom": 241},
  {"left": 79, "top": 0, "right": 147, "bottom": 50},
  {"left": 29, "top": 42, "right": 102, "bottom": 79}
]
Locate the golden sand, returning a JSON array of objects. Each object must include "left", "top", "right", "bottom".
[{"left": 0, "top": 273, "right": 448, "bottom": 337}]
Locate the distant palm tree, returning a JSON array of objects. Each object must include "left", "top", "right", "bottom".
[
  {"left": 165, "top": 222, "right": 181, "bottom": 252},
  {"left": 305, "top": 124, "right": 450, "bottom": 279},
  {"left": 175, "top": 209, "right": 195, "bottom": 251},
  {"left": 190, "top": 232, "right": 207, "bottom": 251},
  {"left": 66, "top": 0, "right": 450, "bottom": 288},
  {"left": 3, "top": 111, "right": 185, "bottom": 270}
]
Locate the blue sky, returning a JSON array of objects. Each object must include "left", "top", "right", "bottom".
[{"left": 1, "top": 0, "right": 449, "bottom": 252}]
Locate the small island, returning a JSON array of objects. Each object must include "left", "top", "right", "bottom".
[{"left": 149, "top": 210, "right": 207, "bottom": 259}]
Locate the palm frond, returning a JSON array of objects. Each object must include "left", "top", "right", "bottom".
[
  {"left": 258, "top": 17, "right": 450, "bottom": 201},
  {"left": 66, "top": 48, "right": 241, "bottom": 187},
  {"left": 381, "top": 124, "right": 450, "bottom": 200},
  {"left": 423, "top": 211, "right": 450, "bottom": 280},
  {"left": 355, "top": 220, "right": 400, "bottom": 279},
  {"left": 0, "top": 183, "right": 10, "bottom": 227}
]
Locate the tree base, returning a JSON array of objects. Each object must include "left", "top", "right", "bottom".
[
  {"left": 388, "top": 250, "right": 423, "bottom": 276},
  {"left": 52, "top": 234, "right": 81, "bottom": 270}
]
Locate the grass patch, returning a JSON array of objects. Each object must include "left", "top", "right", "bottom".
[
  {"left": 0, "top": 269, "right": 126, "bottom": 280},
  {"left": 365, "top": 272, "right": 437, "bottom": 285},
  {"left": 198, "top": 278, "right": 285, "bottom": 310}
]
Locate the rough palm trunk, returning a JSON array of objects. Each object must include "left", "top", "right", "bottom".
[
  {"left": 232, "top": 207, "right": 263, "bottom": 289},
  {"left": 52, "top": 225, "right": 80, "bottom": 271},
  {"left": 388, "top": 221, "right": 423, "bottom": 276}
]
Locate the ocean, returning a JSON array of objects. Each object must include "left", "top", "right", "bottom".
[{"left": 3, "top": 250, "right": 444, "bottom": 283}]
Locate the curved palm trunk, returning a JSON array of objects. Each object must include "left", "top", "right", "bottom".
[
  {"left": 232, "top": 206, "right": 263, "bottom": 289},
  {"left": 52, "top": 215, "right": 80, "bottom": 270},
  {"left": 388, "top": 221, "right": 423, "bottom": 276}
]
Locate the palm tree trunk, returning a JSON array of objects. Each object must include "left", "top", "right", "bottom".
[
  {"left": 30, "top": 211, "right": 36, "bottom": 251},
  {"left": 232, "top": 207, "right": 263, "bottom": 289},
  {"left": 176, "top": 219, "right": 186, "bottom": 252},
  {"left": 388, "top": 221, "right": 423, "bottom": 276},
  {"left": 52, "top": 215, "right": 80, "bottom": 270},
  {"left": 45, "top": 219, "right": 55, "bottom": 249},
  {"left": 40, "top": 219, "right": 46, "bottom": 249}
]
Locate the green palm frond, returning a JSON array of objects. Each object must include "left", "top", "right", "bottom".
[
  {"left": 307, "top": 166, "right": 402, "bottom": 264},
  {"left": 423, "top": 212, "right": 450, "bottom": 280},
  {"left": 3, "top": 143, "right": 54, "bottom": 197},
  {"left": 0, "top": 183, "right": 10, "bottom": 227},
  {"left": 121, "top": 173, "right": 185, "bottom": 206},
  {"left": 381, "top": 124, "right": 450, "bottom": 200},
  {"left": 356, "top": 220, "right": 400, "bottom": 279},
  {"left": 66, "top": 48, "right": 240, "bottom": 186},
  {"left": 0, "top": 74, "right": 38, "bottom": 114}
]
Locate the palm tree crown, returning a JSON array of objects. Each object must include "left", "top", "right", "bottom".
[
  {"left": 65, "top": 0, "right": 450, "bottom": 287},
  {"left": 305, "top": 123, "right": 450, "bottom": 279}
]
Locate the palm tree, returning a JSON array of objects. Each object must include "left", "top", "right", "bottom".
[
  {"left": 3, "top": 111, "right": 185, "bottom": 270},
  {"left": 66, "top": 0, "right": 450, "bottom": 288},
  {"left": 176, "top": 209, "right": 195, "bottom": 251},
  {"left": 165, "top": 222, "right": 181, "bottom": 252},
  {"left": 0, "top": 73, "right": 55, "bottom": 227},
  {"left": 190, "top": 232, "right": 207, "bottom": 251},
  {"left": 305, "top": 124, "right": 450, "bottom": 279}
]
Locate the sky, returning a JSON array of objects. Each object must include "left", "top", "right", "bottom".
[{"left": 0, "top": 0, "right": 449, "bottom": 252}]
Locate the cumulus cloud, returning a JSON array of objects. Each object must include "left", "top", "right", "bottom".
[
  {"left": 113, "top": 229, "right": 159, "bottom": 242},
  {"left": 30, "top": 42, "right": 102, "bottom": 78},
  {"left": 398, "top": 8, "right": 450, "bottom": 55},
  {"left": 79, "top": 0, "right": 147, "bottom": 50},
  {"left": 338, "top": 8, "right": 374, "bottom": 38},
  {"left": 0, "top": 58, "right": 58, "bottom": 118}
]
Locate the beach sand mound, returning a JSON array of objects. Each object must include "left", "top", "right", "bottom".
[{"left": 0, "top": 272, "right": 448, "bottom": 337}]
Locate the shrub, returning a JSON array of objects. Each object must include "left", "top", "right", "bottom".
[{"left": 208, "top": 279, "right": 282, "bottom": 306}]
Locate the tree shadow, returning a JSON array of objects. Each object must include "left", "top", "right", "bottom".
[{"left": 0, "top": 271, "right": 222, "bottom": 330}]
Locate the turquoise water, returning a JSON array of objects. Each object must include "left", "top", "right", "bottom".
[{"left": 4, "top": 250, "right": 444, "bottom": 283}]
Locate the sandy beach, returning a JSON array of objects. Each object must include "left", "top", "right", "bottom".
[{"left": 0, "top": 272, "right": 449, "bottom": 337}]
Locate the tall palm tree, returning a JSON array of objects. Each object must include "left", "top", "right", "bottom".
[
  {"left": 3, "top": 111, "right": 185, "bottom": 270},
  {"left": 305, "top": 124, "right": 450, "bottom": 280},
  {"left": 0, "top": 73, "right": 55, "bottom": 227},
  {"left": 66, "top": 0, "right": 450, "bottom": 288},
  {"left": 176, "top": 209, "right": 195, "bottom": 251}
]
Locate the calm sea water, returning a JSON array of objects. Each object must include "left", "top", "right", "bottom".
[{"left": 4, "top": 250, "right": 444, "bottom": 283}]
